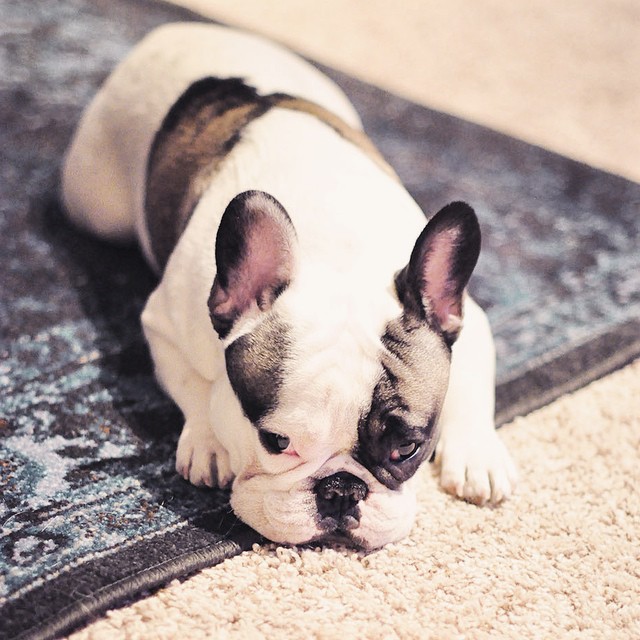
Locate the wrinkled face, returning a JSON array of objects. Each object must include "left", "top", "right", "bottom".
[
  {"left": 220, "top": 301, "right": 451, "bottom": 550},
  {"left": 207, "top": 191, "right": 480, "bottom": 549}
]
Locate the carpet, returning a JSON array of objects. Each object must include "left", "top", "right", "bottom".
[{"left": 1, "top": 0, "right": 639, "bottom": 638}]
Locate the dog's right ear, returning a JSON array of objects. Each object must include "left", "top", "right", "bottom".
[{"left": 208, "top": 190, "right": 298, "bottom": 339}]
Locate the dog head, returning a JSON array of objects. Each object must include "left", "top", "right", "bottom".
[{"left": 207, "top": 190, "right": 480, "bottom": 549}]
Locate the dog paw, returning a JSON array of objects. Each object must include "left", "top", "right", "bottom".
[
  {"left": 176, "top": 421, "right": 233, "bottom": 488},
  {"left": 435, "top": 429, "right": 518, "bottom": 505}
]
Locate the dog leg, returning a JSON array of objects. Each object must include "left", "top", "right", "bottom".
[
  {"left": 141, "top": 293, "right": 232, "bottom": 488},
  {"left": 435, "top": 296, "right": 518, "bottom": 504}
]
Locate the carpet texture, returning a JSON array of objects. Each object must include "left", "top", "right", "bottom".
[
  {"left": 69, "top": 360, "right": 640, "bottom": 639},
  {"left": 1, "top": 0, "right": 639, "bottom": 638}
]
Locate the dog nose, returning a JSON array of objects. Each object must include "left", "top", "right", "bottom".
[{"left": 314, "top": 472, "right": 369, "bottom": 532}]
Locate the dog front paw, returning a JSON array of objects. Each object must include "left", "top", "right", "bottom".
[
  {"left": 176, "top": 421, "right": 233, "bottom": 488},
  {"left": 435, "top": 429, "right": 518, "bottom": 505}
]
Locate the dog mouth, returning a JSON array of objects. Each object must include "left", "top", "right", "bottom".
[
  {"left": 232, "top": 458, "right": 417, "bottom": 550},
  {"left": 307, "top": 528, "right": 367, "bottom": 551}
]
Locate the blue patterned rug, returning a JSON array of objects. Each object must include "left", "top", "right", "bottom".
[{"left": 1, "top": 1, "right": 639, "bottom": 638}]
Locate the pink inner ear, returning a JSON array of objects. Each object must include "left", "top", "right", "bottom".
[
  {"left": 421, "top": 228, "right": 462, "bottom": 329},
  {"left": 229, "top": 215, "right": 295, "bottom": 314}
]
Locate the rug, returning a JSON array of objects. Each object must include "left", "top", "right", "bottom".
[{"left": 1, "top": 0, "right": 639, "bottom": 638}]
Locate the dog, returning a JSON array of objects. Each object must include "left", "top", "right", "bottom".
[{"left": 61, "top": 22, "right": 517, "bottom": 550}]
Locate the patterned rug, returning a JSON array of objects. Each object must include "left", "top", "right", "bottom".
[{"left": 1, "top": 1, "right": 639, "bottom": 639}]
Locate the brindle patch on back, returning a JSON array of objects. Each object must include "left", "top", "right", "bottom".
[
  {"left": 146, "top": 78, "right": 270, "bottom": 270},
  {"left": 145, "top": 77, "right": 396, "bottom": 270}
]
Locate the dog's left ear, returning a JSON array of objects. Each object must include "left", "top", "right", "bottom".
[
  {"left": 395, "top": 201, "right": 481, "bottom": 344},
  {"left": 208, "top": 190, "right": 297, "bottom": 339}
]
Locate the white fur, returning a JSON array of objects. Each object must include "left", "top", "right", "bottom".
[{"left": 61, "top": 23, "right": 517, "bottom": 548}]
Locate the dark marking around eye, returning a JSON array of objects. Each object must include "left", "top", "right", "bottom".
[
  {"left": 381, "top": 362, "right": 398, "bottom": 385},
  {"left": 355, "top": 314, "right": 449, "bottom": 489},
  {"left": 381, "top": 329, "right": 410, "bottom": 359},
  {"left": 225, "top": 316, "right": 291, "bottom": 424}
]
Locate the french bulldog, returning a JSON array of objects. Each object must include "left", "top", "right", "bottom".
[{"left": 61, "top": 22, "right": 517, "bottom": 550}]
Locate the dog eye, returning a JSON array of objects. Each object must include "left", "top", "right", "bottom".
[
  {"left": 259, "top": 430, "right": 291, "bottom": 454},
  {"left": 389, "top": 442, "right": 419, "bottom": 463}
]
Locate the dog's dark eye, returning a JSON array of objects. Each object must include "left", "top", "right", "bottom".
[
  {"left": 390, "top": 442, "right": 419, "bottom": 463},
  {"left": 259, "top": 430, "right": 291, "bottom": 454}
]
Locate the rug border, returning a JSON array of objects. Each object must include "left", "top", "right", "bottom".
[
  {"left": 495, "top": 317, "right": 640, "bottom": 425},
  {"left": 3, "top": 525, "right": 256, "bottom": 640}
]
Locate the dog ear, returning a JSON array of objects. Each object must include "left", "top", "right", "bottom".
[
  {"left": 395, "top": 201, "right": 480, "bottom": 344},
  {"left": 208, "top": 190, "right": 297, "bottom": 339}
]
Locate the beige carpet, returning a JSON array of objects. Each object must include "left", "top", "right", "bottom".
[{"left": 69, "top": 2, "right": 640, "bottom": 638}]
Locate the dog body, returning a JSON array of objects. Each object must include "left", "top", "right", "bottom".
[{"left": 62, "top": 23, "right": 517, "bottom": 549}]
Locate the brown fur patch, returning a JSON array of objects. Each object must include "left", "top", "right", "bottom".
[
  {"left": 145, "top": 77, "right": 397, "bottom": 270},
  {"left": 145, "top": 79, "right": 270, "bottom": 269}
]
